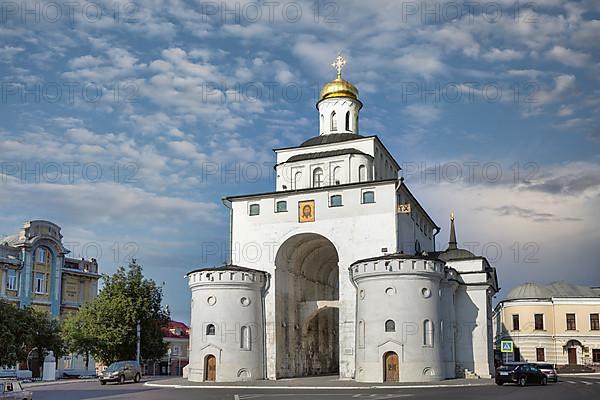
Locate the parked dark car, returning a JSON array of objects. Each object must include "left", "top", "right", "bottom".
[
  {"left": 0, "top": 380, "right": 33, "bottom": 400},
  {"left": 496, "top": 364, "right": 548, "bottom": 386},
  {"left": 535, "top": 363, "right": 558, "bottom": 382},
  {"left": 99, "top": 361, "right": 142, "bottom": 385}
]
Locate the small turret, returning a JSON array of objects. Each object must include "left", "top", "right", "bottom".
[{"left": 317, "top": 53, "right": 362, "bottom": 135}]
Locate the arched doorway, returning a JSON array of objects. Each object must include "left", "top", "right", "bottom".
[
  {"left": 204, "top": 354, "right": 216, "bottom": 381},
  {"left": 274, "top": 233, "right": 339, "bottom": 378},
  {"left": 383, "top": 352, "right": 399, "bottom": 382}
]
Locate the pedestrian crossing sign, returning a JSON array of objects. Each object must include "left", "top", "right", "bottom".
[{"left": 501, "top": 340, "right": 514, "bottom": 353}]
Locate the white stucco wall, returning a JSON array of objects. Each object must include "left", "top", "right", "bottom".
[
  {"left": 317, "top": 98, "right": 361, "bottom": 135},
  {"left": 187, "top": 269, "right": 267, "bottom": 382},
  {"left": 275, "top": 137, "right": 399, "bottom": 191},
  {"left": 276, "top": 153, "right": 373, "bottom": 191},
  {"left": 351, "top": 257, "right": 448, "bottom": 382},
  {"left": 453, "top": 285, "right": 494, "bottom": 378},
  {"left": 229, "top": 181, "right": 398, "bottom": 380}
]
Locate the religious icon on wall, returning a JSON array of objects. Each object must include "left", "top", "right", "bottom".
[{"left": 298, "top": 200, "right": 315, "bottom": 223}]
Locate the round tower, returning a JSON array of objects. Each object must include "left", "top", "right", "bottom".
[
  {"left": 317, "top": 54, "right": 362, "bottom": 135},
  {"left": 350, "top": 255, "right": 452, "bottom": 383},
  {"left": 187, "top": 265, "right": 269, "bottom": 382}
]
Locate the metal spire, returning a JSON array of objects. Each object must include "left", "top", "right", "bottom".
[{"left": 448, "top": 211, "right": 457, "bottom": 250}]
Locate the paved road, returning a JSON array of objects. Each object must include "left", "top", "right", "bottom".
[{"left": 29, "top": 376, "right": 600, "bottom": 400}]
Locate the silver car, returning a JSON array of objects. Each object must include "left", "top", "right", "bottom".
[
  {"left": 99, "top": 361, "right": 142, "bottom": 385},
  {"left": 535, "top": 363, "right": 559, "bottom": 382},
  {"left": 0, "top": 380, "right": 33, "bottom": 400}
]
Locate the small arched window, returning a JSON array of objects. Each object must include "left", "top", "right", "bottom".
[
  {"left": 249, "top": 204, "right": 260, "bottom": 216},
  {"left": 276, "top": 200, "right": 287, "bottom": 213},
  {"left": 331, "top": 111, "right": 337, "bottom": 131},
  {"left": 206, "top": 324, "right": 216, "bottom": 336},
  {"left": 358, "top": 320, "right": 365, "bottom": 348},
  {"left": 313, "top": 168, "right": 323, "bottom": 188},
  {"left": 385, "top": 319, "right": 396, "bottom": 332},
  {"left": 333, "top": 166, "right": 341, "bottom": 185},
  {"left": 362, "top": 191, "right": 375, "bottom": 204},
  {"left": 241, "top": 326, "right": 251, "bottom": 350},
  {"left": 345, "top": 111, "right": 351, "bottom": 131},
  {"left": 293, "top": 171, "right": 302, "bottom": 190},
  {"left": 320, "top": 114, "right": 324, "bottom": 133},
  {"left": 358, "top": 165, "right": 366, "bottom": 182},
  {"left": 415, "top": 240, "right": 421, "bottom": 253},
  {"left": 330, "top": 194, "right": 343, "bottom": 207},
  {"left": 424, "top": 320, "right": 434, "bottom": 346},
  {"left": 36, "top": 247, "right": 47, "bottom": 263}
]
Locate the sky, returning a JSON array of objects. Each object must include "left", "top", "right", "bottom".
[{"left": 0, "top": 0, "right": 599, "bottom": 324}]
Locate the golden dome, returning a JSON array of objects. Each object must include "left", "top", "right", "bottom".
[
  {"left": 319, "top": 77, "right": 359, "bottom": 101},
  {"left": 318, "top": 53, "right": 360, "bottom": 102}
]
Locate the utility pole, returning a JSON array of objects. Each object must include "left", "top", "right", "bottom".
[{"left": 136, "top": 320, "right": 141, "bottom": 364}]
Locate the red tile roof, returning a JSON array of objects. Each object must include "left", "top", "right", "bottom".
[{"left": 162, "top": 320, "right": 190, "bottom": 338}]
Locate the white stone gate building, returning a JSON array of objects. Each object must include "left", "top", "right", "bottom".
[{"left": 187, "top": 57, "right": 499, "bottom": 383}]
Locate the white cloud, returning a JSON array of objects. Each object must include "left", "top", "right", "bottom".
[
  {"left": 402, "top": 104, "right": 442, "bottom": 124},
  {"left": 0, "top": 177, "right": 218, "bottom": 225},
  {"left": 548, "top": 46, "right": 591, "bottom": 67},
  {"left": 394, "top": 52, "right": 444, "bottom": 77},
  {"left": 168, "top": 140, "right": 205, "bottom": 161},
  {"left": 507, "top": 69, "right": 546, "bottom": 79},
  {"left": 482, "top": 48, "right": 524, "bottom": 62},
  {"left": 63, "top": 47, "right": 143, "bottom": 81},
  {"left": 0, "top": 45, "right": 24, "bottom": 62},
  {"left": 408, "top": 160, "right": 600, "bottom": 294},
  {"left": 536, "top": 74, "right": 576, "bottom": 104},
  {"left": 558, "top": 105, "right": 574, "bottom": 116}
]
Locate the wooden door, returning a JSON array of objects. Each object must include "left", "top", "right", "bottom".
[
  {"left": 384, "top": 352, "right": 399, "bottom": 382},
  {"left": 568, "top": 348, "right": 577, "bottom": 365},
  {"left": 205, "top": 355, "right": 216, "bottom": 381}
]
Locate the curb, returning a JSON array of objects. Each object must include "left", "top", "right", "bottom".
[
  {"left": 144, "top": 381, "right": 493, "bottom": 390},
  {"left": 22, "top": 379, "right": 97, "bottom": 389},
  {"left": 559, "top": 372, "right": 600, "bottom": 376}
]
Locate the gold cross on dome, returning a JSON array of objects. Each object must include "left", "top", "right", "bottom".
[{"left": 331, "top": 53, "right": 346, "bottom": 79}]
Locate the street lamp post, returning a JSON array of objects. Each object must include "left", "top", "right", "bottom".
[
  {"left": 136, "top": 320, "right": 141, "bottom": 364},
  {"left": 167, "top": 348, "right": 171, "bottom": 376}
]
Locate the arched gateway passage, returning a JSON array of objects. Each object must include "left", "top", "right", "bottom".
[{"left": 274, "top": 233, "right": 340, "bottom": 378}]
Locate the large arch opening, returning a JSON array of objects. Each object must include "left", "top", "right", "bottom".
[{"left": 274, "top": 233, "right": 339, "bottom": 378}]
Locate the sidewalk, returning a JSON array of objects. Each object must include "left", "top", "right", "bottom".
[{"left": 145, "top": 375, "right": 494, "bottom": 390}]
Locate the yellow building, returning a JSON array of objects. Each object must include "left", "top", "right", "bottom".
[
  {"left": 1, "top": 220, "right": 100, "bottom": 376},
  {"left": 493, "top": 282, "right": 600, "bottom": 371}
]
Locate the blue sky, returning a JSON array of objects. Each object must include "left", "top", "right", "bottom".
[{"left": 1, "top": 0, "right": 599, "bottom": 323}]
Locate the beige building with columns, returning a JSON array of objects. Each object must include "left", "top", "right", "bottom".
[{"left": 493, "top": 282, "right": 600, "bottom": 371}]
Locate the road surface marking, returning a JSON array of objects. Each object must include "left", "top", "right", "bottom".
[
  {"left": 236, "top": 396, "right": 412, "bottom": 399},
  {"left": 145, "top": 382, "right": 490, "bottom": 390}
]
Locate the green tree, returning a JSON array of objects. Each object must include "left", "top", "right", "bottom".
[
  {"left": 0, "top": 300, "right": 64, "bottom": 367},
  {"left": 26, "top": 307, "right": 65, "bottom": 360},
  {"left": 62, "top": 311, "right": 96, "bottom": 370},
  {"left": 0, "top": 300, "right": 30, "bottom": 368},
  {"left": 73, "top": 260, "right": 169, "bottom": 365}
]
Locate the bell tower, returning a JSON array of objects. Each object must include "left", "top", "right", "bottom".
[{"left": 317, "top": 54, "right": 363, "bottom": 136}]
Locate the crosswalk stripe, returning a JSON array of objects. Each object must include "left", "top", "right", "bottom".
[
  {"left": 565, "top": 381, "right": 576, "bottom": 384},
  {"left": 582, "top": 381, "right": 593, "bottom": 385}
]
